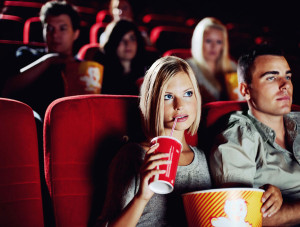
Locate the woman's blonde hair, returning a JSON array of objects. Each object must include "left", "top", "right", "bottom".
[
  {"left": 191, "top": 17, "right": 233, "bottom": 76},
  {"left": 139, "top": 56, "right": 201, "bottom": 139}
]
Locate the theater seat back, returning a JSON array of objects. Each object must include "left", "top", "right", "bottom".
[
  {"left": 0, "top": 98, "right": 44, "bottom": 227},
  {"left": 44, "top": 94, "right": 144, "bottom": 227},
  {"left": 199, "top": 100, "right": 300, "bottom": 153}
]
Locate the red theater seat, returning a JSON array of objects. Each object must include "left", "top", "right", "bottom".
[
  {"left": 0, "top": 14, "right": 24, "bottom": 41},
  {"left": 2, "top": 1, "right": 42, "bottom": 20},
  {"left": 143, "top": 13, "right": 186, "bottom": 30},
  {"left": 150, "top": 25, "right": 193, "bottom": 54},
  {"left": 43, "top": 94, "right": 197, "bottom": 226},
  {"left": 89, "top": 22, "right": 108, "bottom": 44},
  {"left": 95, "top": 10, "right": 112, "bottom": 24},
  {"left": 23, "top": 16, "right": 44, "bottom": 44},
  {"left": 76, "top": 42, "right": 101, "bottom": 60},
  {"left": 162, "top": 48, "right": 192, "bottom": 59},
  {"left": 0, "top": 98, "right": 44, "bottom": 227},
  {"left": 44, "top": 95, "right": 144, "bottom": 226},
  {"left": 198, "top": 100, "right": 300, "bottom": 152}
]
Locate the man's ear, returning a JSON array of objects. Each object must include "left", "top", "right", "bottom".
[
  {"left": 239, "top": 82, "right": 251, "bottom": 100},
  {"left": 73, "top": 29, "right": 80, "bottom": 41}
]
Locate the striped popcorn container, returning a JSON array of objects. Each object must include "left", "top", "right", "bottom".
[{"left": 182, "top": 188, "right": 264, "bottom": 227}]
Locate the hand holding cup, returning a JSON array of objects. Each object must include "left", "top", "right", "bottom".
[{"left": 137, "top": 143, "right": 171, "bottom": 201}]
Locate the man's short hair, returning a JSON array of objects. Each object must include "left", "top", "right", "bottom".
[
  {"left": 237, "top": 43, "right": 285, "bottom": 84},
  {"left": 40, "top": 1, "right": 80, "bottom": 31}
]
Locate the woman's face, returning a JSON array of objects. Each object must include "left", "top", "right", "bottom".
[
  {"left": 163, "top": 71, "right": 197, "bottom": 135},
  {"left": 202, "top": 27, "right": 224, "bottom": 62},
  {"left": 117, "top": 30, "right": 138, "bottom": 61}
]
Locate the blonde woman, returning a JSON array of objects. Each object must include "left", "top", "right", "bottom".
[
  {"left": 95, "top": 56, "right": 281, "bottom": 227},
  {"left": 187, "top": 17, "right": 237, "bottom": 103},
  {"left": 96, "top": 56, "right": 212, "bottom": 226}
]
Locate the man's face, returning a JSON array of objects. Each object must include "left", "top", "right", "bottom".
[
  {"left": 43, "top": 14, "right": 79, "bottom": 56},
  {"left": 245, "top": 55, "right": 293, "bottom": 117}
]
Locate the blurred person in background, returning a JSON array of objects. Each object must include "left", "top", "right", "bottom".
[
  {"left": 100, "top": 0, "right": 151, "bottom": 47},
  {"left": 187, "top": 17, "right": 238, "bottom": 104},
  {"left": 99, "top": 0, "right": 134, "bottom": 45},
  {"left": 2, "top": 0, "right": 81, "bottom": 119},
  {"left": 109, "top": 0, "right": 134, "bottom": 22},
  {"left": 96, "top": 20, "right": 150, "bottom": 95}
]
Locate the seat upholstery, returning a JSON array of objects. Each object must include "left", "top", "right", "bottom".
[
  {"left": 198, "top": 100, "right": 300, "bottom": 153},
  {"left": 150, "top": 25, "right": 193, "bottom": 54},
  {"left": 44, "top": 94, "right": 145, "bottom": 226},
  {"left": 89, "top": 22, "right": 107, "bottom": 44},
  {"left": 23, "top": 16, "right": 44, "bottom": 44},
  {"left": 95, "top": 10, "right": 112, "bottom": 24},
  {"left": 0, "top": 14, "right": 24, "bottom": 41},
  {"left": 162, "top": 48, "right": 192, "bottom": 59},
  {"left": 0, "top": 98, "right": 44, "bottom": 227},
  {"left": 43, "top": 94, "right": 197, "bottom": 226},
  {"left": 142, "top": 13, "right": 186, "bottom": 31},
  {"left": 76, "top": 42, "right": 102, "bottom": 61},
  {"left": 1, "top": 1, "right": 42, "bottom": 20}
]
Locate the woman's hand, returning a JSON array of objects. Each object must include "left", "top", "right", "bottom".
[
  {"left": 136, "top": 143, "right": 170, "bottom": 201},
  {"left": 260, "top": 184, "right": 283, "bottom": 218}
]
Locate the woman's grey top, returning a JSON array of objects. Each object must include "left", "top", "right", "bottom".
[{"left": 98, "top": 143, "right": 212, "bottom": 227}]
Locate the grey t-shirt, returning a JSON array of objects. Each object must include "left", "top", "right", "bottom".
[
  {"left": 98, "top": 143, "right": 212, "bottom": 227},
  {"left": 210, "top": 110, "right": 300, "bottom": 200}
]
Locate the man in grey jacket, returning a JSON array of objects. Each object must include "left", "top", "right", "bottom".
[{"left": 210, "top": 44, "right": 300, "bottom": 226}]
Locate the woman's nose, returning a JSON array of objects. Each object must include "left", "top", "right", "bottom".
[{"left": 174, "top": 98, "right": 184, "bottom": 110}]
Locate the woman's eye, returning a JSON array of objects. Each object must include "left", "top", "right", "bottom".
[
  {"left": 129, "top": 35, "right": 136, "bottom": 42},
  {"left": 164, "top": 94, "right": 173, "bottom": 100},
  {"left": 205, "top": 39, "right": 212, "bottom": 44},
  {"left": 184, "top": 91, "right": 193, "bottom": 97},
  {"left": 286, "top": 75, "right": 292, "bottom": 80}
]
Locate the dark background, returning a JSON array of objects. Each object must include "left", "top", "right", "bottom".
[
  {"left": 1, "top": 0, "right": 300, "bottom": 103},
  {"left": 73, "top": 0, "right": 300, "bottom": 104}
]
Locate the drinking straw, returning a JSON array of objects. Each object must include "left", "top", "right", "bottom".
[{"left": 170, "top": 117, "right": 178, "bottom": 137}]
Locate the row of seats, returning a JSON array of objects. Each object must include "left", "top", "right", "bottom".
[
  {"left": 1, "top": 95, "right": 300, "bottom": 226},
  {"left": 5, "top": 1, "right": 300, "bottom": 61},
  {"left": 1, "top": 0, "right": 98, "bottom": 24},
  {"left": 3, "top": 0, "right": 300, "bottom": 58},
  {"left": 1, "top": 1, "right": 278, "bottom": 59},
  {"left": 0, "top": 14, "right": 194, "bottom": 56},
  {"left": 1, "top": 1, "right": 195, "bottom": 28},
  {"left": 2, "top": 13, "right": 194, "bottom": 52}
]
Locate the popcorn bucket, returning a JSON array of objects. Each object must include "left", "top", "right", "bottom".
[
  {"left": 182, "top": 188, "right": 264, "bottom": 227},
  {"left": 62, "top": 60, "right": 104, "bottom": 96},
  {"left": 225, "top": 72, "right": 243, "bottom": 101}
]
